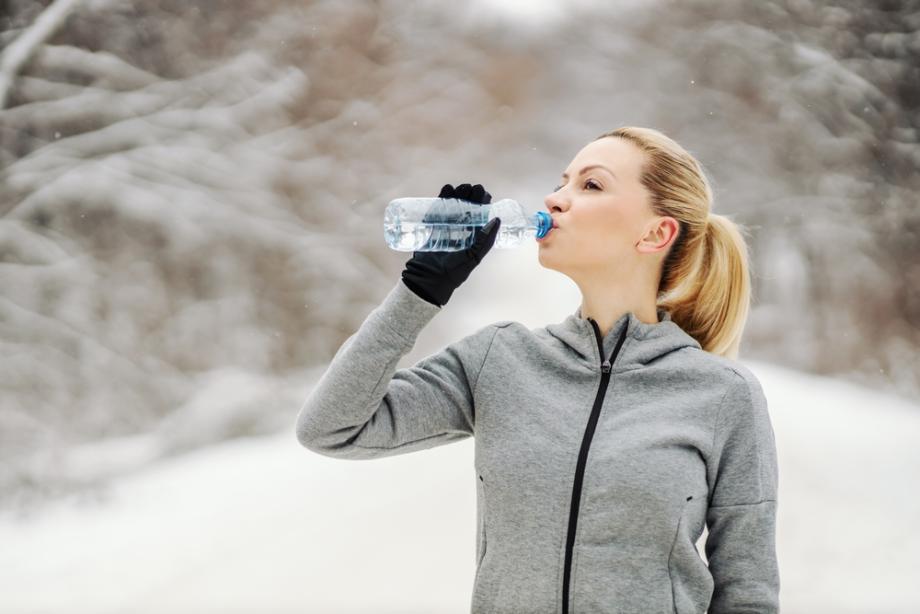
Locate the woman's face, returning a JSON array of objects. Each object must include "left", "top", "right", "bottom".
[{"left": 539, "top": 136, "right": 663, "bottom": 278}]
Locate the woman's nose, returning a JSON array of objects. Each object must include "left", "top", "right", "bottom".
[{"left": 544, "top": 191, "right": 569, "bottom": 213}]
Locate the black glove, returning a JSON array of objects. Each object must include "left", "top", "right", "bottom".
[{"left": 401, "top": 182, "right": 501, "bottom": 307}]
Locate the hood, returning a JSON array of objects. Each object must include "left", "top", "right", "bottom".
[{"left": 544, "top": 305, "right": 702, "bottom": 371}]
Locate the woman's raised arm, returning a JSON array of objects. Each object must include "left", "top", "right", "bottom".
[{"left": 295, "top": 279, "right": 501, "bottom": 460}]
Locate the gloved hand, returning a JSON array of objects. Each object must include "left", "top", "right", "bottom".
[{"left": 401, "top": 182, "right": 502, "bottom": 307}]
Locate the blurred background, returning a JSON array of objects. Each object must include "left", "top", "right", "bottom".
[{"left": 1, "top": 0, "right": 918, "bottom": 612}]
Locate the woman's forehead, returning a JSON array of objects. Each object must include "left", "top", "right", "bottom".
[{"left": 570, "top": 138, "right": 643, "bottom": 180}]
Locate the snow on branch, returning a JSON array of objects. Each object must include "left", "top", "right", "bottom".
[
  {"left": 2, "top": 53, "right": 308, "bottom": 200},
  {"left": 29, "top": 44, "right": 161, "bottom": 90},
  {"left": 8, "top": 75, "right": 89, "bottom": 104},
  {"left": 1, "top": 50, "right": 306, "bottom": 137},
  {"left": 0, "top": 0, "right": 85, "bottom": 109}
]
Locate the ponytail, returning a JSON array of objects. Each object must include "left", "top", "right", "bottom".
[{"left": 659, "top": 213, "right": 752, "bottom": 359}]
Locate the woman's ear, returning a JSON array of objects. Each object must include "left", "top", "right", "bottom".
[{"left": 636, "top": 216, "right": 680, "bottom": 254}]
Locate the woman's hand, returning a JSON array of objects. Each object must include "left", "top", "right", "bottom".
[{"left": 400, "top": 183, "right": 502, "bottom": 307}]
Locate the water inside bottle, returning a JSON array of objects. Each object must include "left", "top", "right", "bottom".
[
  {"left": 384, "top": 220, "right": 537, "bottom": 251},
  {"left": 384, "top": 222, "right": 474, "bottom": 251}
]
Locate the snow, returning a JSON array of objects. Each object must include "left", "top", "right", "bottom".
[{"left": 1, "top": 359, "right": 919, "bottom": 613}]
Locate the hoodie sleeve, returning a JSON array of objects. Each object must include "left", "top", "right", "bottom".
[
  {"left": 295, "top": 279, "right": 500, "bottom": 460},
  {"left": 704, "top": 370, "right": 780, "bottom": 613}
]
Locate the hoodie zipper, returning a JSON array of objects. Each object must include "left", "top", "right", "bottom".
[{"left": 561, "top": 317, "right": 629, "bottom": 614}]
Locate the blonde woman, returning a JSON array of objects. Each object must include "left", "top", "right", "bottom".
[{"left": 296, "top": 127, "right": 779, "bottom": 614}]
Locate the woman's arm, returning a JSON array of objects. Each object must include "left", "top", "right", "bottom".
[
  {"left": 295, "top": 279, "right": 500, "bottom": 460},
  {"left": 705, "top": 370, "right": 780, "bottom": 613}
]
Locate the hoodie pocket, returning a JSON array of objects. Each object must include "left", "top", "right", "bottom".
[
  {"left": 471, "top": 474, "right": 492, "bottom": 613},
  {"left": 475, "top": 474, "right": 488, "bottom": 570},
  {"left": 668, "top": 494, "right": 713, "bottom": 614}
]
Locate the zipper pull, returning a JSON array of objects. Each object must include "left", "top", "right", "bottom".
[{"left": 601, "top": 359, "right": 611, "bottom": 373}]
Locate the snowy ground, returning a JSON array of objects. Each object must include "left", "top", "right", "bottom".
[{"left": 2, "top": 358, "right": 919, "bottom": 614}]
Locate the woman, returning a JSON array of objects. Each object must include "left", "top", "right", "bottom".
[{"left": 296, "top": 126, "right": 779, "bottom": 614}]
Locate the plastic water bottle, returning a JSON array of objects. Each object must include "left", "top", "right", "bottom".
[{"left": 384, "top": 197, "right": 553, "bottom": 252}]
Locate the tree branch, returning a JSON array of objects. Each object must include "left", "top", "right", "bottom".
[
  {"left": 30, "top": 44, "right": 161, "bottom": 90},
  {"left": 0, "top": 0, "right": 85, "bottom": 109},
  {"left": 0, "top": 50, "right": 301, "bottom": 135}
]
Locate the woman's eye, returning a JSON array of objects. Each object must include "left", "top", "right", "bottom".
[{"left": 553, "top": 180, "right": 600, "bottom": 192}]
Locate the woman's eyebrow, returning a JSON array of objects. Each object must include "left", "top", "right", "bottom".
[{"left": 561, "top": 164, "right": 616, "bottom": 180}]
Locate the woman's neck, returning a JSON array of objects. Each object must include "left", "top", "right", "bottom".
[{"left": 577, "top": 278, "right": 659, "bottom": 338}]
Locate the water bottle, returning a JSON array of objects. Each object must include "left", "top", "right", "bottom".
[{"left": 383, "top": 197, "right": 553, "bottom": 252}]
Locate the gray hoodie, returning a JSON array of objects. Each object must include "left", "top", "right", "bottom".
[{"left": 296, "top": 279, "right": 780, "bottom": 614}]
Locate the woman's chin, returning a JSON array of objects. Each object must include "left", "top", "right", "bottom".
[{"left": 537, "top": 246, "right": 559, "bottom": 270}]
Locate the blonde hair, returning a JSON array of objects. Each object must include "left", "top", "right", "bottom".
[{"left": 595, "top": 126, "right": 752, "bottom": 359}]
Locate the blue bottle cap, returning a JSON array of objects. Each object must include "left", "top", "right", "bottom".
[{"left": 535, "top": 211, "right": 552, "bottom": 239}]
